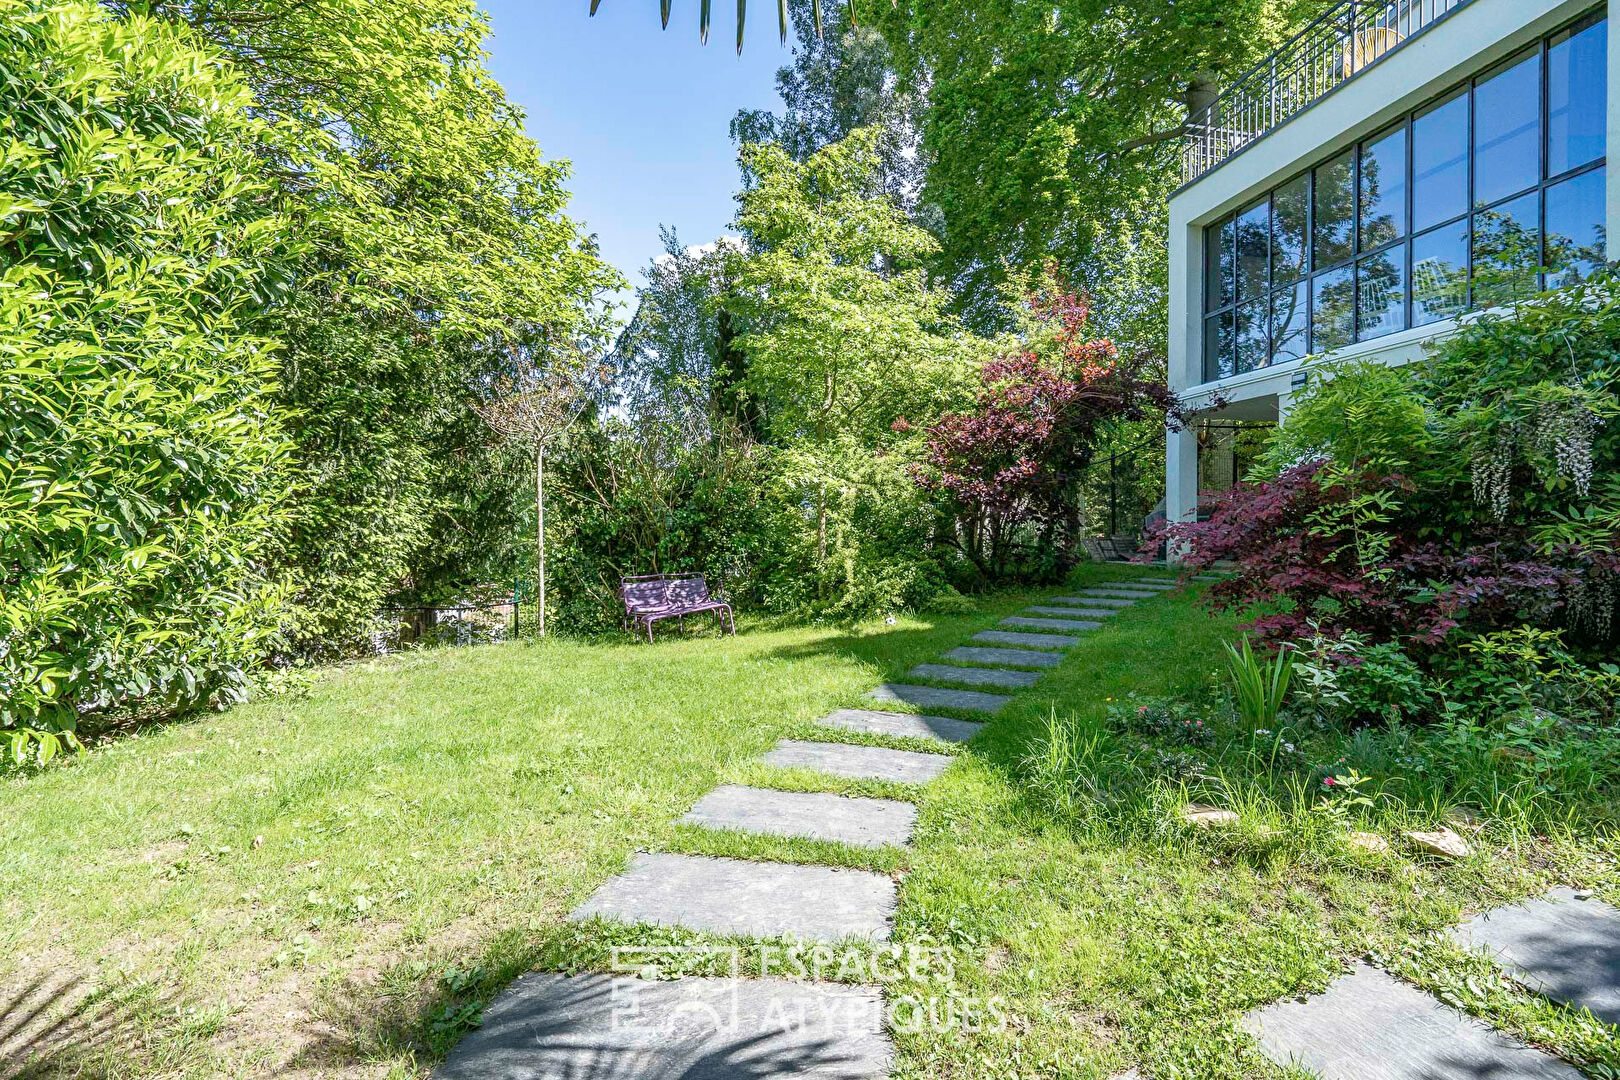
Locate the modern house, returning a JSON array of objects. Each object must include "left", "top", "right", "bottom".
[{"left": 1165, "top": 0, "right": 1614, "bottom": 528}]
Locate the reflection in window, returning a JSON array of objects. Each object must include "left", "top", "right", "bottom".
[
  {"left": 1271, "top": 174, "right": 1309, "bottom": 285},
  {"left": 1358, "top": 246, "right": 1407, "bottom": 340},
  {"left": 1474, "top": 50, "right": 1542, "bottom": 207},
  {"left": 1546, "top": 166, "right": 1608, "bottom": 288},
  {"left": 1413, "top": 90, "right": 1468, "bottom": 232},
  {"left": 1548, "top": 17, "right": 1608, "bottom": 177},
  {"left": 1312, "top": 267, "right": 1355, "bottom": 353},
  {"left": 1360, "top": 125, "right": 1407, "bottom": 250},
  {"left": 1235, "top": 199, "right": 1270, "bottom": 301},
  {"left": 1206, "top": 219, "right": 1235, "bottom": 310},
  {"left": 1271, "top": 282, "right": 1309, "bottom": 366},
  {"left": 1205, "top": 311, "right": 1235, "bottom": 382},
  {"left": 1314, "top": 150, "right": 1356, "bottom": 267},
  {"left": 1412, "top": 221, "right": 1469, "bottom": 327},
  {"left": 1472, "top": 191, "right": 1541, "bottom": 307},
  {"left": 1235, "top": 301, "right": 1269, "bottom": 374}
]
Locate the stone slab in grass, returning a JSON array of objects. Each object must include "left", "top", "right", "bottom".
[
  {"left": 819, "top": 708, "right": 984, "bottom": 744},
  {"left": 1096, "top": 581, "right": 1176, "bottom": 590},
  {"left": 1050, "top": 595, "right": 1135, "bottom": 608},
  {"left": 1452, "top": 887, "right": 1620, "bottom": 1026},
  {"left": 944, "top": 646, "right": 1063, "bottom": 669},
  {"left": 1000, "top": 616, "right": 1102, "bottom": 632},
  {"left": 762, "top": 739, "right": 954, "bottom": 784},
  {"left": 1241, "top": 962, "right": 1582, "bottom": 1080},
  {"left": 907, "top": 663, "right": 1038, "bottom": 689},
  {"left": 1025, "top": 606, "right": 1119, "bottom": 619},
  {"left": 971, "top": 630, "right": 1079, "bottom": 650},
  {"left": 1079, "top": 587, "right": 1167, "bottom": 597},
  {"left": 868, "top": 683, "right": 1009, "bottom": 714},
  {"left": 437, "top": 972, "right": 890, "bottom": 1080},
  {"left": 570, "top": 853, "right": 895, "bottom": 942},
  {"left": 682, "top": 785, "right": 917, "bottom": 849}
]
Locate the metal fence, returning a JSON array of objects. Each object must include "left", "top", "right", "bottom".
[{"left": 1183, "top": 0, "right": 1475, "bottom": 184}]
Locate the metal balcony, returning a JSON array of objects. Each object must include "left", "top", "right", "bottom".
[{"left": 1183, "top": 0, "right": 1476, "bottom": 184}]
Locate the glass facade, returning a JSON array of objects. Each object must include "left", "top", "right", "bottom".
[{"left": 1201, "top": 11, "right": 1608, "bottom": 384}]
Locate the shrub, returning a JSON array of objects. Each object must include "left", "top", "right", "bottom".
[{"left": 1, "top": 1, "right": 292, "bottom": 744}]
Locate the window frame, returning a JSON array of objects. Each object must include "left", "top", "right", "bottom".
[{"left": 1198, "top": 7, "right": 1607, "bottom": 385}]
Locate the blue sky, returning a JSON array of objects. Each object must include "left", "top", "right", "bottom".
[{"left": 477, "top": 0, "right": 789, "bottom": 311}]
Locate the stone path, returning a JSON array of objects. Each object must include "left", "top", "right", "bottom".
[
  {"left": 1452, "top": 887, "right": 1620, "bottom": 1026},
  {"left": 443, "top": 575, "right": 1173, "bottom": 1078},
  {"left": 1242, "top": 962, "right": 1582, "bottom": 1079},
  {"left": 1241, "top": 888, "right": 1620, "bottom": 1077}
]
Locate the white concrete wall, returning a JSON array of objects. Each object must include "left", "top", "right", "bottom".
[{"left": 1163, "top": 0, "right": 1615, "bottom": 540}]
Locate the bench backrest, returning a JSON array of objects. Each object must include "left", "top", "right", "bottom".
[{"left": 621, "top": 574, "right": 711, "bottom": 614}]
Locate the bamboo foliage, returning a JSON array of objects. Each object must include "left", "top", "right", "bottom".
[{"left": 587, "top": 0, "right": 860, "bottom": 50}]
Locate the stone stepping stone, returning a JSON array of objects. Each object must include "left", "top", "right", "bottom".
[
  {"left": 1452, "top": 887, "right": 1620, "bottom": 1026},
  {"left": 1025, "top": 606, "right": 1118, "bottom": 619},
  {"left": 819, "top": 708, "right": 983, "bottom": 743},
  {"left": 1000, "top": 616, "right": 1102, "bottom": 632},
  {"left": 972, "top": 629, "right": 1079, "bottom": 649},
  {"left": 762, "top": 739, "right": 954, "bottom": 783},
  {"left": 571, "top": 853, "right": 895, "bottom": 942},
  {"left": 868, "top": 683, "right": 1009, "bottom": 713},
  {"left": 683, "top": 785, "right": 916, "bottom": 848},
  {"left": 1241, "top": 961, "right": 1582, "bottom": 1079},
  {"left": 907, "top": 663, "right": 1038, "bottom": 689},
  {"left": 1050, "top": 595, "right": 1135, "bottom": 608},
  {"left": 1081, "top": 586, "right": 1170, "bottom": 596},
  {"left": 944, "top": 645, "right": 1063, "bottom": 669},
  {"left": 438, "top": 972, "right": 891, "bottom": 1079}
]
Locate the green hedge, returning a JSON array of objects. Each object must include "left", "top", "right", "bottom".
[{"left": 0, "top": 0, "right": 291, "bottom": 752}]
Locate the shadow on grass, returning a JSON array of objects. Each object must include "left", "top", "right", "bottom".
[{"left": 0, "top": 974, "right": 191, "bottom": 1079}]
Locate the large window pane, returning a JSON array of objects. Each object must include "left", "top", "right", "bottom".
[
  {"left": 1235, "top": 301, "right": 1269, "bottom": 374},
  {"left": 1412, "top": 221, "right": 1469, "bottom": 327},
  {"left": 1311, "top": 266, "right": 1355, "bottom": 353},
  {"left": 1271, "top": 282, "right": 1309, "bottom": 366},
  {"left": 1205, "top": 218, "right": 1235, "bottom": 311},
  {"left": 1472, "top": 191, "right": 1540, "bottom": 307},
  {"left": 1546, "top": 166, "right": 1607, "bottom": 288},
  {"left": 1358, "top": 246, "right": 1407, "bottom": 341},
  {"left": 1548, "top": 17, "right": 1608, "bottom": 177},
  {"left": 1313, "top": 150, "right": 1356, "bottom": 268},
  {"left": 1235, "top": 198, "right": 1270, "bottom": 301},
  {"left": 1413, "top": 90, "right": 1469, "bottom": 232},
  {"left": 1360, "top": 124, "right": 1407, "bottom": 250},
  {"left": 1474, "top": 49, "right": 1542, "bottom": 207},
  {"left": 1204, "top": 311, "right": 1235, "bottom": 382},
  {"left": 1271, "top": 174, "right": 1310, "bottom": 286}
]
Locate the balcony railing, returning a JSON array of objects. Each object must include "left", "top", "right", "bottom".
[{"left": 1183, "top": 0, "right": 1475, "bottom": 185}]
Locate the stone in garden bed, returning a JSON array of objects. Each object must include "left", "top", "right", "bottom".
[
  {"left": 943, "top": 645, "right": 1063, "bottom": 669},
  {"left": 1182, "top": 804, "right": 1239, "bottom": 828},
  {"left": 437, "top": 973, "right": 891, "bottom": 1079},
  {"left": 1346, "top": 831, "right": 1391, "bottom": 854},
  {"left": 999, "top": 616, "right": 1103, "bottom": 632},
  {"left": 1241, "top": 961, "right": 1581, "bottom": 1079},
  {"left": 1451, "top": 887, "right": 1620, "bottom": 1026},
  {"left": 907, "top": 663, "right": 1039, "bottom": 689},
  {"left": 761, "top": 739, "right": 954, "bottom": 784},
  {"left": 819, "top": 708, "right": 983, "bottom": 744},
  {"left": 867, "top": 683, "right": 1009, "bottom": 714},
  {"left": 1406, "top": 827, "right": 1472, "bottom": 859},
  {"left": 971, "top": 630, "right": 1080, "bottom": 649},
  {"left": 570, "top": 852, "right": 895, "bottom": 942},
  {"left": 682, "top": 785, "right": 917, "bottom": 848}
]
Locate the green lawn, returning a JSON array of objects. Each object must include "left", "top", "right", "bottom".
[{"left": 3, "top": 567, "right": 1616, "bottom": 1078}]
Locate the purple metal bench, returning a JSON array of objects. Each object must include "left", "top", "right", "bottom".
[{"left": 620, "top": 573, "right": 736, "bottom": 643}]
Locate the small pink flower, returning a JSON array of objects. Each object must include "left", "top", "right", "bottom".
[{"left": 1322, "top": 777, "right": 1335, "bottom": 787}]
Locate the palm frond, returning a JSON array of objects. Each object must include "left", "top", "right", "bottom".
[{"left": 587, "top": 0, "right": 866, "bottom": 47}]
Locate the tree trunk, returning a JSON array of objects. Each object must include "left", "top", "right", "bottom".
[
  {"left": 815, "top": 480, "right": 828, "bottom": 598},
  {"left": 536, "top": 445, "right": 547, "bottom": 638}
]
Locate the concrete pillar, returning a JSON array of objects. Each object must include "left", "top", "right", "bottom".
[
  {"left": 1165, "top": 420, "right": 1200, "bottom": 527},
  {"left": 1609, "top": 0, "right": 1620, "bottom": 260}
]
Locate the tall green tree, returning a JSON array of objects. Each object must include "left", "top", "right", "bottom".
[
  {"left": 870, "top": 0, "right": 1334, "bottom": 339},
  {"left": 733, "top": 127, "right": 979, "bottom": 583},
  {"left": 133, "top": 0, "right": 624, "bottom": 649},
  {"left": 1, "top": 0, "right": 292, "bottom": 745}
]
